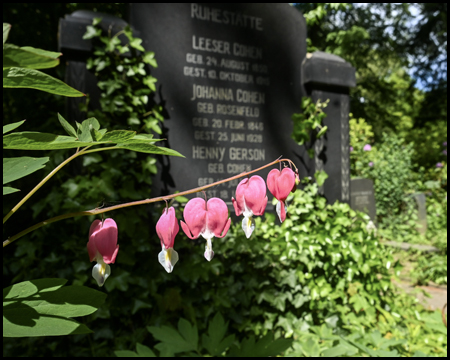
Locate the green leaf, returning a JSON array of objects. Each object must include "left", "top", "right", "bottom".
[
  {"left": 78, "top": 118, "right": 101, "bottom": 142},
  {"left": 3, "top": 120, "right": 26, "bottom": 134},
  {"left": 143, "top": 51, "right": 158, "bottom": 68},
  {"left": 177, "top": 318, "right": 198, "bottom": 352},
  {"left": 3, "top": 186, "right": 20, "bottom": 195},
  {"left": 3, "top": 23, "right": 11, "bottom": 45},
  {"left": 314, "top": 170, "right": 329, "bottom": 187},
  {"left": 57, "top": 113, "right": 77, "bottom": 138},
  {"left": 3, "top": 45, "right": 60, "bottom": 70},
  {"left": 3, "top": 67, "right": 85, "bottom": 97},
  {"left": 100, "top": 130, "right": 136, "bottom": 143},
  {"left": 3, "top": 157, "right": 50, "bottom": 184},
  {"left": 136, "top": 343, "right": 156, "bottom": 357},
  {"left": 147, "top": 321, "right": 198, "bottom": 354},
  {"left": 231, "top": 333, "right": 293, "bottom": 357},
  {"left": 82, "top": 25, "right": 101, "bottom": 40},
  {"left": 317, "top": 125, "right": 328, "bottom": 138},
  {"left": 3, "top": 278, "right": 106, "bottom": 337},
  {"left": 3, "top": 132, "right": 97, "bottom": 150},
  {"left": 323, "top": 344, "right": 356, "bottom": 357},
  {"left": 114, "top": 350, "right": 139, "bottom": 357},
  {"left": 202, "top": 313, "right": 234, "bottom": 356},
  {"left": 117, "top": 143, "right": 185, "bottom": 157}
]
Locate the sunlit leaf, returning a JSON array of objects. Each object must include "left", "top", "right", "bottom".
[
  {"left": 3, "top": 278, "right": 106, "bottom": 337},
  {"left": 3, "top": 67, "right": 84, "bottom": 97},
  {"left": 3, "top": 120, "right": 26, "bottom": 134},
  {"left": 3, "top": 156, "right": 49, "bottom": 184},
  {"left": 3, "top": 45, "right": 60, "bottom": 69}
]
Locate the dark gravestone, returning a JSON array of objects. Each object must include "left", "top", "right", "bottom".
[
  {"left": 129, "top": 4, "right": 308, "bottom": 204},
  {"left": 59, "top": 10, "right": 132, "bottom": 123},
  {"left": 302, "top": 52, "right": 356, "bottom": 204},
  {"left": 59, "top": 5, "right": 355, "bottom": 206},
  {"left": 412, "top": 193, "right": 427, "bottom": 235},
  {"left": 350, "top": 178, "right": 376, "bottom": 222}
]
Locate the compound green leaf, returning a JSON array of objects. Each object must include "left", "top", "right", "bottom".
[
  {"left": 3, "top": 156, "right": 50, "bottom": 184},
  {"left": 3, "top": 278, "right": 106, "bottom": 337},
  {"left": 114, "top": 350, "right": 139, "bottom": 357},
  {"left": 3, "top": 67, "right": 84, "bottom": 97},
  {"left": 202, "top": 313, "right": 232, "bottom": 356},
  {"left": 135, "top": 343, "right": 156, "bottom": 357},
  {"left": 147, "top": 322, "right": 197, "bottom": 354},
  {"left": 177, "top": 318, "right": 198, "bottom": 352}
]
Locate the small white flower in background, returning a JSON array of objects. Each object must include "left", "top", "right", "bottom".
[{"left": 366, "top": 220, "right": 377, "bottom": 236}]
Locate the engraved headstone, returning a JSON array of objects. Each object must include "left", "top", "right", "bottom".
[
  {"left": 350, "top": 178, "right": 376, "bottom": 222},
  {"left": 129, "top": 3, "right": 308, "bottom": 204},
  {"left": 59, "top": 5, "right": 356, "bottom": 207}
]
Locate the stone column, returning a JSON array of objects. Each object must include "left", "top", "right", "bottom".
[
  {"left": 302, "top": 51, "right": 356, "bottom": 204},
  {"left": 58, "top": 10, "right": 131, "bottom": 122}
]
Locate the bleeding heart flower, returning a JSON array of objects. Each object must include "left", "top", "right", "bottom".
[
  {"left": 267, "top": 168, "right": 296, "bottom": 223},
  {"left": 232, "top": 175, "right": 268, "bottom": 238},
  {"left": 87, "top": 218, "right": 119, "bottom": 287},
  {"left": 156, "top": 207, "right": 179, "bottom": 273},
  {"left": 181, "top": 197, "right": 231, "bottom": 261}
]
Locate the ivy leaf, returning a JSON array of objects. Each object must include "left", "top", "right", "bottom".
[
  {"left": 3, "top": 156, "right": 50, "bottom": 185},
  {"left": 3, "top": 120, "right": 26, "bottom": 134},
  {"left": 82, "top": 25, "right": 102, "bottom": 40},
  {"left": 143, "top": 51, "right": 158, "bottom": 68},
  {"left": 314, "top": 170, "right": 329, "bottom": 187},
  {"left": 57, "top": 113, "right": 77, "bottom": 138},
  {"left": 316, "top": 125, "right": 328, "bottom": 138},
  {"left": 3, "top": 67, "right": 85, "bottom": 97}
]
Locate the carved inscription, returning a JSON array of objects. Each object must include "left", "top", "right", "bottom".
[{"left": 185, "top": 4, "right": 270, "bottom": 200}]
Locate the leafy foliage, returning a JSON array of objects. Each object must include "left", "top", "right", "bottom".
[
  {"left": 3, "top": 278, "right": 106, "bottom": 337},
  {"left": 296, "top": 3, "right": 447, "bottom": 168},
  {"left": 82, "top": 17, "right": 164, "bottom": 135},
  {"left": 291, "top": 97, "right": 328, "bottom": 158}
]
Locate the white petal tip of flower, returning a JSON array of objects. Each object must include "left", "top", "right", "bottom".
[
  {"left": 158, "top": 248, "right": 179, "bottom": 273},
  {"left": 92, "top": 262, "right": 111, "bottom": 287},
  {"left": 242, "top": 216, "right": 255, "bottom": 239},
  {"left": 276, "top": 201, "right": 287, "bottom": 223},
  {"left": 204, "top": 249, "right": 214, "bottom": 261}
]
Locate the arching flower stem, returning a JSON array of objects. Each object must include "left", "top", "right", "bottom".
[{"left": 3, "top": 157, "right": 297, "bottom": 247}]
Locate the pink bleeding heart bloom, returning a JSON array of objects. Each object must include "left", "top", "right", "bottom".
[
  {"left": 87, "top": 218, "right": 119, "bottom": 287},
  {"left": 232, "top": 175, "right": 268, "bottom": 238},
  {"left": 156, "top": 207, "right": 179, "bottom": 273},
  {"left": 181, "top": 197, "right": 231, "bottom": 261},
  {"left": 267, "top": 168, "right": 296, "bottom": 223}
]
